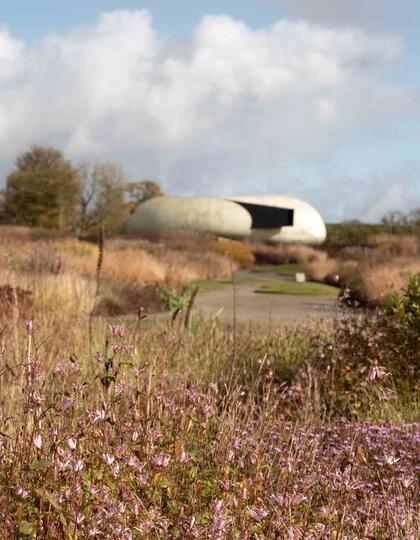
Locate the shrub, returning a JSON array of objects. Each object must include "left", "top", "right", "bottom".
[
  {"left": 93, "top": 282, "right": 163, "bottom": 317},
  {"left": 157, "top": 285, "right": 190, "bottom": 311},
  {"left": 209, "top": 238, "right": 255, "bottom": 268},
  {"left": 335, "top": 257, "right": 420, "bottom": 307},
  {"left": 380, "top": 273, "right": 420, "bottom": 390},
  {"left": 103, "top": 247, "right": 166, "bottom": 285},
  {"left": 303, "top": 251, "right": 338, "bottom": 282},
  {"left": 251, "top": 243, "right": 298, "bottom": 265},
  {"left": 368, "top": 233, "right": 419, "bottom": 258},
  {"left": 160, "top": 249, "right": 235, "bottom": 285},
  {"left": 305, "top": 274, "right": 420, "bottom": 417}
]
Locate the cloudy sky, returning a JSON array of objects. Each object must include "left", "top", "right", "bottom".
[{"left": 0, "top": 1, "right": 419, "bottom": 222}]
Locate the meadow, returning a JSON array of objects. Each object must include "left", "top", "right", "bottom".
[{"left": 0, "top": 226, "right": 418, "bottom": 539}]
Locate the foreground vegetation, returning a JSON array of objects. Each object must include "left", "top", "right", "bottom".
[
  {"left": 0, "top": 226, "right": 418, "bottom": 538},
  {"left": 0, "top": 261, "right": 418, "bottom": 537}
]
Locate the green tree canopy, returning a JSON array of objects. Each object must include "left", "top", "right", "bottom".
[
  {"left": 4, "top": 145, "right": 79, "bottom": 231},
  {"left": 125, "top": 180, "right": 163, "bottom": 214}
]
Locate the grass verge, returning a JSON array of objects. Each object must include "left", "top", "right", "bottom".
[
  {"left": 256, "top": 281, "right": 339, "bottom": 295},
  {"left": 192, "top": 274, "right": 277, "bottom": 290},
  {"left": 251, "top": 263, "right": 304, "bottom": 275}
]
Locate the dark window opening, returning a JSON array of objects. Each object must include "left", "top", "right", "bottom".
[{"left": 232, "top": 201, "right": 294, "bottom": 229}]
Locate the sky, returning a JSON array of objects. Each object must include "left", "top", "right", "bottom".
[{"left": 0, "top": 1, "right": 419, "bottom": 222}]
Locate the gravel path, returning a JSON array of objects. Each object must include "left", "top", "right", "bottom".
[{"left": 195, "top": 276, "right": 341, "bottom": 327}]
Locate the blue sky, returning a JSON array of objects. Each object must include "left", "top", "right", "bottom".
[
  {"left": 0, "top": 0, "right": 419, "bottom": 221},
  {"left": 2, "top": 1, "right": 281, "bottom": 40}
]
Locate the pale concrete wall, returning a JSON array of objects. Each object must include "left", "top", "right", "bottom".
[
  {"left": 127, "top": 196, "right": 252, "bottom": 238},
  {"left": 228, "top": 195, "right": 326, "bottom": 245}
]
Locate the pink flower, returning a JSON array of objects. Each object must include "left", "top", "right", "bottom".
[
  {"left": 26, "top": 320, "right": 33, "bottom": 335},
  {"left": 66, "top": 438, "right": 77, "bottom": 451},
  {"left": 211, "top": 499, "right": 224, "bottom": 513},
  {"left": 102, "top": 453, "right": 115, "bottom": 466},
  {"left": 29, "top": 392, "right": 44, "bottom": 406},
  {"left": 136, "top": 474, "right": 148, "bottom": 488},
  {"left": 58, "top": 395, "right": 74, "bottom": 411},
  {"left": 33, "top": 434, "right": 42, "bottom": 449},
  {"left": 16, "top": 486, "right": 29, "bottom": 499},
  {"left": 179, "top": 451, "right": 191, "bottom": 464},
  {"left": 109, "top": 324, "right": 125, "bottom": 338},
  {"left": 115, "top": 381, "right": 133, "bottom": 395},
  {"left": 151, "top": 453, "right": 171, "bottom": 468},
  {"left": 291, "top": 494, "right": 306, "bottom": 506},
  {"left": 88, "top": 409, "right": 105, "bottom": 424},
  {"left": 219, "top": 480, "right": 230, "bottom": 491},
  {"left": 226, "top": 450, "right": 235, "bottom": 463},
  {"left": 400, "top": 477, "right": 414, "bottom": 488},
  {"left": 54, "top": 361, "right": 68, "bottom": 376},
  {"left": 367, "top": 366, "right": 390, "bottom": 382},
  {"left": 73, "top": 459, "right": 84, "bottom": 472},
  {"left": 73, "top": 512, "right": 85, "bottom": 525},
  {"left": 248, "top": 505, "right": 268, "bottom": 521},
  {"left": 88, "top": 525, "right": 102, "bottom": 536},
  {"left": 128, "top": 457, "right": 145, "bottom": 473},
  {"left": 383, "top": 453, "right": 400, "bottom": 466}
]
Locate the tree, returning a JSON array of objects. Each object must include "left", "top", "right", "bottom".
[
  {"left": 408, "top": 207, "right": 420, "bottom": 226},
  {"left": 78, "top": 162, "right": 129, "bottom": 234},
  {"left": 4, "top": 145, "right": 79, "bottom": 231},
  {"left": 381, "top": 208, "right": 420, "bottom": 228},
  {"left": 78, "top": 167, "right": 163, "bottom": 233},
  {"left": 125, "top": 180, "right": 162, "bottom": 214},
  {"left": 381, "top": 210, "right": 409, "bottom": 226}
]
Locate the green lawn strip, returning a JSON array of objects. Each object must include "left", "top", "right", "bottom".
[
  {"left": 255, "top": 281, "right": 339, "bottom": 296},
  {"left": 252, "top": 263, "right": 304, "bottom": 275},
  {"left": 192, "top": 274, "right": 279, "bottom": 290},
  {"left": 190, "top": 279, "right": 229, "bottom": 290}
]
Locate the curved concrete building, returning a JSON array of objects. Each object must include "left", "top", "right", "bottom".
[
  {"left": 228, "top": 195, "right": 326, "bottom": 245},
  {"left": 127, "top": 194, "right": 326, "bottom": 245},
  {"left": 127, "top": 196, "right": 252, "bottom": 238}
]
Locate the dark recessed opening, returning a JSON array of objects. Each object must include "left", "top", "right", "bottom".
[{"left": 232, "top": 201, "right": 294, "bottom": 229}]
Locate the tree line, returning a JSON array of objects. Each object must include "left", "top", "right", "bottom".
[{"left": 0, "top": 145, "right": 162, "bottom": 233}]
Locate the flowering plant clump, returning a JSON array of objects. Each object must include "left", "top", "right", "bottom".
[
  {"left": 0, "top": 304, "right": 418, "bottom": 538},
  {"left": 293, "top": 274, "right": 420, "bottom": 418}
]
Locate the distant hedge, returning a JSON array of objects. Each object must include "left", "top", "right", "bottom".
[{"left": 325, "top": 222, "right": 420, "bottom": 251}]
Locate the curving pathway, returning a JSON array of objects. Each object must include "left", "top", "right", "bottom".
[{"left": 195, "top": 272, "right": 342, "bottom": 327}]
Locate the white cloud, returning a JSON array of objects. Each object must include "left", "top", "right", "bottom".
[
  {"left": 0, "top": 10, "right": 418, "bottom": 220},
  {"left": 293, "top": 165, "right": 420, "bottom": 223}
]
